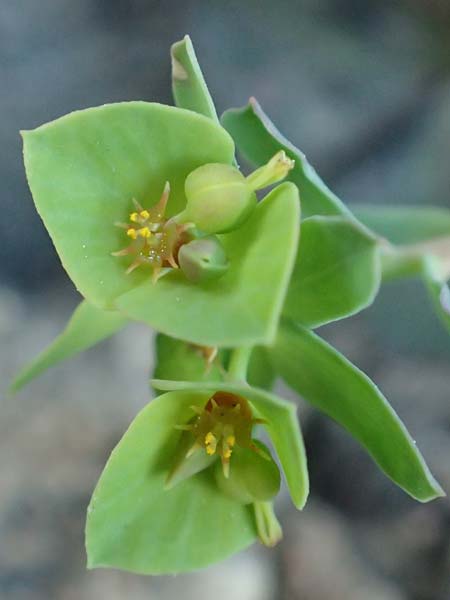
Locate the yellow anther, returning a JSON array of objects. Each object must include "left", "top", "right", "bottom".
[
  {"left": 205, "top": 432, "right": 216, "bottom": 444},
  {"left": 138, "top": 227, "right": 151, "bottom": 238},
  {"left": 223, "top": 448, "right": 232, "bottom": 460},
  {"left": 205, "top": 431, "right": 217, "bottom": 455},
  {"left": 140, "top": 210, "right": 150, "bottom": 219},
  {"left": 226, "top": 435, "right": 235, "bottom": 447},
  {"left": 129, "top": 212, "right": 139, "bottom": 223},
  {"left": 126, "top": 228, "right": 138, "bottom": 239}
]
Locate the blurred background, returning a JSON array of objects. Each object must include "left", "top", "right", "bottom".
[{"left": 1, "top": 1, "right": 450, "bottom": 598}]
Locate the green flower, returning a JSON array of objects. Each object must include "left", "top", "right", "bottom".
[
  {"left": 22, "top": 102, "right": 300, "bottom": 347},
  {"left": 86, "top": 383, "right": 309, "bottom": 574}
]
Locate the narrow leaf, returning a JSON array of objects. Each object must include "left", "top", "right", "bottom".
[
  {"left": 11, "top": 300, "right": 127, "bottom": 393},
  {"left": 221, "top": 98, "right": 354, "bottom": 219},
  {"left": 271, "top": 321, "right": 444, "bottom": 502},
  {"left": 86, "top": 391, "right": 256, "bottom": 574},
  {"left": 171, "top": 35, "right": 219, "bottom": 122},
  {"left": 152, "top": 379, "right": 309, "bottom": 510},
  {"left": 285, "top": 216, "right": 381, "bottom": 328}
]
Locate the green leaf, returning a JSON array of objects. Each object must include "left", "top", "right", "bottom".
[
  {"left": 86, "top": 390, "right": 256, "bottom": 574},
  {"left": 353, "top": 204, "right": 450, "bottom": 245},
  {"left": 171, "top": 35, "right": 219, "bottom": 122},
  {"left": 271, "top": 321, "right": 444, "bottom": 502},
  {"left": 221, "top": 98, "right": 354, "bottom": 219},
  {"left": 152, "top": 379, "right": 309, "bottom": 510},
  {"left": 23, "top": 102, "right": 235, "bottom": 309},
  {"left": 10, "top": 300, "right": 127, "bottom": 393},
  {"left": 247, "top": 346, "right": 276, "bottom": 390},
  {"left": 285, "top": 216, "right": 381, "bottom": 328},
  {"left": 153, "top": 333, "right": 224, "bottom": 384},
  {"left": 421, "top": 255, "right": 450, "bottom": 334},
  {"left": 116, "top": 182, "right": 300, "bottom": 347}
]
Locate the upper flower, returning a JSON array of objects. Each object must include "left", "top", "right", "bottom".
[{"left": 22, "top": 102, "right": 300, "bottom": 347}]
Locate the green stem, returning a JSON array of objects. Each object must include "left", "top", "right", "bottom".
[
  {"left": 380, "top": 246, "right": 425, "bottom": 282},
  {"left": 380, "top": 235, "right": 450, "bottom": 283},
  {"left": 253, "top": 501, "right": 283, "bottom": 547},
  {"left": 226, "top": 346, "right": 252, "bottom": 382}
]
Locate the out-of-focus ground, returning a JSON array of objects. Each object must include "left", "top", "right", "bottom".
[{"left": 1, "top": 1, "right": 450, "bottom": 599}]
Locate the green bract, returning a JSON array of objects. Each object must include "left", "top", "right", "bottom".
[
  {"left": 284, "top": 216, "right": 381, "bottom": 328},
  {"left": 22, "top": 102, "right": 235, "bottom": 308},
  {"left": 22, "top": 102, "right": 300, "bottom": 347}
]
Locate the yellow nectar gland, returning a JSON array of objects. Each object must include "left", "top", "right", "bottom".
[
  {"left": 112, "top": 182, "right": 191, "bottom": 282},
  {"left": 182, "top": 391, "right": 266, "bottom": 477}
]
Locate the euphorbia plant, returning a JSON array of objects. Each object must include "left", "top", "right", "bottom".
[{"left": 12, "top": 35, "right": 448, "bottom": 574}]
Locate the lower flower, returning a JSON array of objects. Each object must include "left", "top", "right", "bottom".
[
  {"left": 167, "top": 390, "right": 283, "bottom": 546},
  {"left": 86, "top": 384, "right": 307, "bottom": 573}
]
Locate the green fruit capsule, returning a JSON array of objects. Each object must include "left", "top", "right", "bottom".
[
  {"left": 178, "top": 236, "right": 229, "bottom": 283},
  {"left": 181, "top": 163, "right": 257, "bottom": 234},
  {"left": 214, "top": 442, "right": 281, "bottom": 505}
]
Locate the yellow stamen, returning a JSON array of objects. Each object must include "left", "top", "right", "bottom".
[
  {"left": 127, "top": 228, "right": 138, "bottom": 239},
  {"left": 205, "top": 431, "right": 217, "bottom": 455},
  {"left": 129, "top": 212, "right": 139, "bottom": 222},
  {"left": 223, "top": 448, "right": 232, "bottom": 460},
  {"left": 138, "top": 227, "right": 151, "bottom": 238},
  {"left": 226, "top": 435, "right": 235, "bottom": 447},
  {"left": 205, "top": 432, "right": 215, "bottom": 444},
  {"left": 140, "top": 210, "right": 150, "bottom": 219}
]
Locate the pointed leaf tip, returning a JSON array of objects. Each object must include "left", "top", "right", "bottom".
[
  {"left": 271, "top": 321, "right": 444, "bottom": 503},
  {"left": 10, "top": 301, "right": 127, "bottom": 393}
]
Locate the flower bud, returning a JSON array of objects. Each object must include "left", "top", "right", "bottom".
[
  {"left": 178, "top": 236, "right": 229, "bottom": 283},
  {"left": 181, "top": 163, "right": 257, "bottom": 234},
  {"left": 214, "top": 442, "right": 280, "bottom": 505}
]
